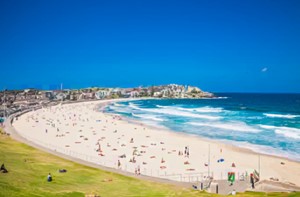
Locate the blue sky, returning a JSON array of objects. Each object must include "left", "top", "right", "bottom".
[{"left": 1, "top": 0, "right": 300, "bottom": 93}]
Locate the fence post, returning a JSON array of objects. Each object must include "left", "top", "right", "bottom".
[{"left": 216, "top": 184, "right": 218, "bottom": 194}]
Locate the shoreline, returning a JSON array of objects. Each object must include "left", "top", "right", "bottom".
[
  {"left": 101, "top": 100, "right": 300, "bottom": 164},
  {"left": 10, "top": 100, "right": 300, "bottom": 185}
]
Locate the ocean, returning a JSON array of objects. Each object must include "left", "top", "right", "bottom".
[{"left": 104, "top": 93, "right": 300, "bottom": 161}]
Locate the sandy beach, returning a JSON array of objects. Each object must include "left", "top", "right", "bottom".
[{"left": 12, "top": 99, "right": 300, "bottom": 186}]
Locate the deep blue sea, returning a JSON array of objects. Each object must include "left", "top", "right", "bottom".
[{"left": 105, "top": 93, "right": 300, "bottom": 161}]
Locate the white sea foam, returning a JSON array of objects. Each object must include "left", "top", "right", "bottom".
[
  {"left": 216, "top": 97, "right": 228, "bottom": 99},
  {"left": 131, "top": 113, "right": 164, "bottom": 122},
  {"left": 219, "top": 140, "right": 300, "bottom": 161},
  {"left": 138, "top": 120, "right": 167, "bottom": 129},
  {"left": 148, "top": 108, "right": 220, "bottom": 120},
  {"left": 128, "top": 102, "right": 140, "bottom": 109},
  {"left": 108, "top": 106, "right": 130, "bottom": 113},
  {"left": 259, "top": 125, "right": 300, "bottom": 140},
  {"left": 189, "top": 121, "right": 261, "bottom": 133},
  {"left": 200, "top": 96, "right": 228, "bottom": 99},
  {"left": 114, "top": 103, "right": 125, "bottom": 107},
  {"left": 263, "top": 113, "right": 300, "bottom": 119},
  {"left": 129, "top": 103, "right": 220, "bottom": 120},
  {"left": 156, "top": 105, "right": 223, "bottom": 113}
]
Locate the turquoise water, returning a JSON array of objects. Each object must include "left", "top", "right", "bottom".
[{"left": 105, "top": 93, "right": 300, "bottom": 161}]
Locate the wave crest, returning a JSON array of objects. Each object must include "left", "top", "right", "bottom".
[
  {"left": 128, "top": 103, "right": 221, "bottom": 120},
  {"left": 156, "top": 105, "right": 223, "bottom": 113},
  {"left": 264, "top": 113, "right": 300, "bottom": 119},
  {"left": 189, "top": 121, "right": 261, "bottom": 133},
  {"left": 259, "top": 125, "right": 300, "bottom": 140},
  {"left": 131, "top": 113, "right": 164, "bottom": 121}
]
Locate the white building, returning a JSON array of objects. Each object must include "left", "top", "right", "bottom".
[
  {"left": 55, "top": 92, "right": 67, "bottom": 101},
  {"left": 153, "top": 92, "right": 162, "bottom": 97},
  {"left": 130, "top": 90, "right": 139, "bottom": 98},
  {"left": 95, "top": 90, "right": 111, "bottom": 99}
]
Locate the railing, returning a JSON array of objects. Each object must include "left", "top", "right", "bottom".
[
  {"left": 10, "top": 129, "right": 214, "bottom": 183},
  {"left": 13, "top": 127, "right": 251, "bottom": 183}
]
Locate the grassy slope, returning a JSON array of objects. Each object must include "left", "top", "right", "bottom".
[{"left": 0, "top": 131, "right": 298, "bottom": 197}]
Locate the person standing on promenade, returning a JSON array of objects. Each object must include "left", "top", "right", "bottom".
[{"left": 250, "top": 174, "right": 255, "bottom": 189}]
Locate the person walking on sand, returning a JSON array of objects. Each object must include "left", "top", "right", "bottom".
[
  {"left": 118, "top": 160, "right": 121, "bottom": 169},
  {"left": 250, "top": 174, "right": 255, "bottom": 189}
]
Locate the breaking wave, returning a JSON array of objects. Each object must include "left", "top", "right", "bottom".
[
  {"left": 128, "top": 103, "right": 220, "bottom": 120},
  {"left": 156, "top": 105, "right": 223, "bottom": 113},
  {"left": 113, "top": 103, "right": 125, "bottom": 107},
  {"left": 263, "top": 113, "right": 300, "bottom": 119},
  {"left": 131, "top": 113, "right": 164, "bottom": 122},
  {"left": 189, "top": 121, "right": 261, "bottom": 133},
  {"left": 259, "top": 125, "right": 300, "bottom": 140}
]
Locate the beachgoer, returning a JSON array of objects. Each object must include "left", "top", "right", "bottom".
[
  {"left": 0, "top": 164, "right": 8, "bottom": 173},
  {"left": 250, "top": 174, "right": 255, "bottom": 189},
  {"left": 137, "top": 166, "right": 140, "bottom": 175},
  {"left": 118, "top": 160, "right": 121, "bottom": 169},
  {"left": 97, "top": 144, "right": 101, "bottom": 152},
  {"left": 47, "top": 173, "right": 52, "bottom": 182}
]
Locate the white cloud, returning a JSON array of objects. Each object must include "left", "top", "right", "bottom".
[{"left": 261, "top": 67, "right": 268, "bottom": 72}]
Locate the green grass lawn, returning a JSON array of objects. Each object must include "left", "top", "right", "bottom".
[{"left": 0, "top": 130, "right": 299, "bottom": 197}]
